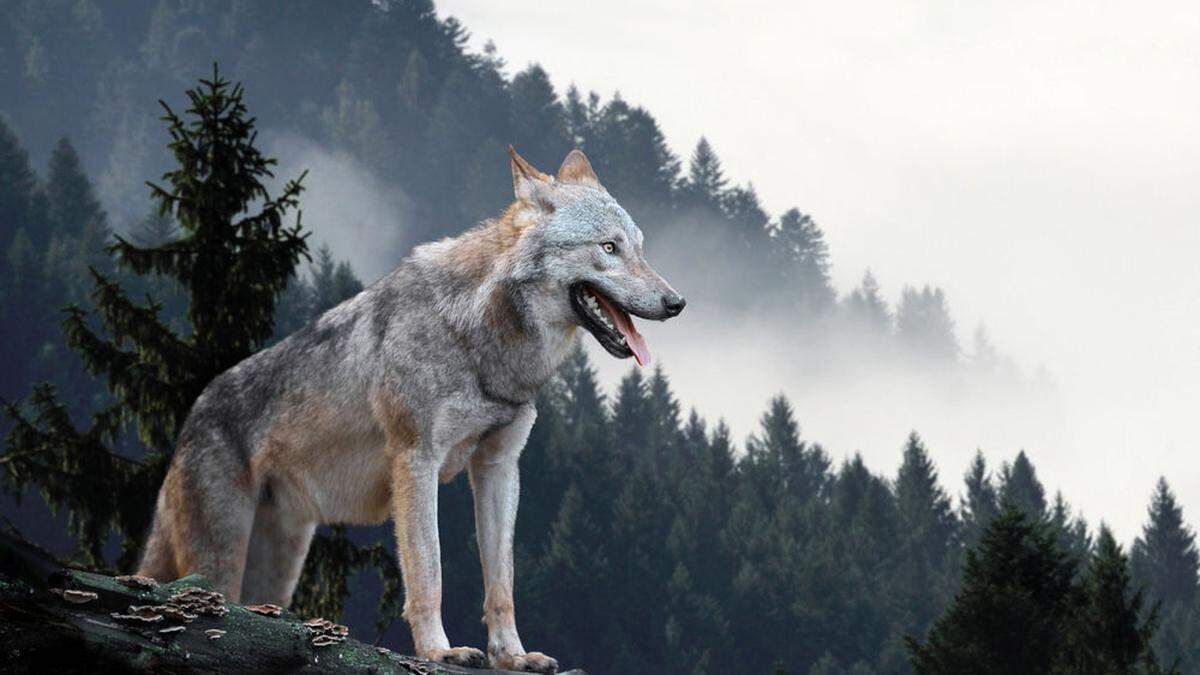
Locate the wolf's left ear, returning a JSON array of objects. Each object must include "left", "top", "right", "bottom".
[
  {"left": 508, "top": 145, "right": 554, "bottom": 203},
  {"left": 557, "top": 149, "right": 600, "bottom": 187}
]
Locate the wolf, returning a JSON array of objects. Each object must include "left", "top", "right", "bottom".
[{"left": 136, "top": 146, "right": 685, "bottom": 672}]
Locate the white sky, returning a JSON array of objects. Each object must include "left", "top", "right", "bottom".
[{"left": 437, "top": 0, "right": 1200, "bottom": 541}]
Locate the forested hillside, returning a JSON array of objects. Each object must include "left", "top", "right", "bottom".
[{"left": 1, "top": 1, "right": 1197, "bottom": 673}]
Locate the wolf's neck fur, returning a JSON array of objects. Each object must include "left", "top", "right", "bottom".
[{"left": 415, "top": 201, "right": 574, "bottom": 403}]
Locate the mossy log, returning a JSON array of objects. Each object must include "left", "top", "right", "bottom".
[{"left": 0, "top": 532, "right": 584, "bottom": 674}]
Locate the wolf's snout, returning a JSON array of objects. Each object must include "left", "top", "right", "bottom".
[{"left": 662, "top": 293, "right": 686, "bottom": 317}]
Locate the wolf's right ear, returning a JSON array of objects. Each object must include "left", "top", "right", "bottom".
[
  {"left": 508, "top": 145, "right": 554, "bottom": 203},
  {"left": 556, "top": 149, "right": 601, "bottom": 187}
]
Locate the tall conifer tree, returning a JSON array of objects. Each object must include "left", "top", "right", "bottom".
[
  {"left": 2, "top": 66, "right": 309, "bottom": 568},
  {"left": 907, "top": 507, "right": 1077, "bottom": 674},
  {"left": 1132, "top": 479, "right": 1200, "bottom": 608},
  {"left": 999, "top": 450, "right": 1047, "bottom": 520}
]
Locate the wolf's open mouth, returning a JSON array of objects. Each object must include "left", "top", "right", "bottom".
[{"left": 569, "top": 283, "right": 650, "bottom": 366}]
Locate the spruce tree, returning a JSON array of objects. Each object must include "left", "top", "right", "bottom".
[
  {"left": 679, "top": 136, "right": 727, "bottom": 210},
  {"left": 587, "top": 97, "right": 679, "bottom": 217},
  {"left": 894, "top": 433, "right": 959, "bottom": 638},
  {"left": 0, "top": 116, "right": 36, "bottom": 252},
  {"left": 645, "top": 365, "right": 683, "bottom": 468},
  {"left": 2, "top": 66, "right": 309, "bottom": 569},
  {"left": 896, "top": 285, "right": 959, "bottom": 363},
  {"left": 1063, "top": 524, "right": 1164, "bottom": 674},
  {"left": 771, "top": 208, "right": 835, "bottom": 314},
  {"left": 999, "top": 450, "right": 1047, "bottom": 520},
  {"left": 1131, "top": 478, "right": 1200, "bottom": 608},
  {"left": 129, "top": 209, "right": 178, "bottom": 248},
  {"left": 1049, "top": 491, "right": 1093, "bottom": 570},
  {"left": 611, "top": 366, "right": 650, "bottom": 453},
  {"left": 831, "top": 453, "right": 901, "bottom": 585},
  {"left": 907, "top": 507, "right": 1077, "bottom": 674},
  {"left": 563, "top": 85, "right": 595, "bottom": 149},
  {"left": 309, "top": 243, "right": 364, "bottom": 317},
  {"left": 508, "top": 64, "right": 570, "bottom": 170},
  {"left": 961, "top": 450, "right": 1000, "bottom": 547},
  {"left": 45, "top": 137, "right": 104, "bottom": 240},
  {"left": 747, "top": 396, "right": 828, "bottom": 507},
  {"left": 843, "top": 269, "right": 892, "bottom": 338},
  {"left": 0, "top": 121, "right": 42, "bottom": 400}
]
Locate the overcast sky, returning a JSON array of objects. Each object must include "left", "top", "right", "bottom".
[{"left": 437, "top": 0, "right": 1200, "bottom": 541}]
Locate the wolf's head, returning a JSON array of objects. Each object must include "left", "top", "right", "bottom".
[{"left": 506, "top": 146, "right": 685, "bottom": 366}]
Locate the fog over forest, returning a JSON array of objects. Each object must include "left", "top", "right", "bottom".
[
  {"left": 6, "top": 0, "right": 1185, "bottom": 549},
  {"left": 438, "top": 0, "right": 1200, "bottom": 544},
  {"left": 262, "top": 108, "right": 1064, "bottom": 532}
]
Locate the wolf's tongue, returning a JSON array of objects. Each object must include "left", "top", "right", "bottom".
[{"left": 593, "top": 293, "right": 651, "bottom": 366}]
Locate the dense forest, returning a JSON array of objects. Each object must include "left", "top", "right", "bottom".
[{"left": 1, "top": 1, "right": 1197, "bottom": 673}]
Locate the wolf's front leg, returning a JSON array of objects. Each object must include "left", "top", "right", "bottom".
[
  {"left": 392, "top": 455, "right": 486, "bottom": 667},
  {"left": 469, "top": 405, "right": 558, "bottom": 674}
]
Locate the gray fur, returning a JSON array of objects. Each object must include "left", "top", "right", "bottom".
[{"left": 137, "top": 149, "right": 682, "bottom": 672}]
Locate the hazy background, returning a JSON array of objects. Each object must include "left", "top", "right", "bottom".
[
  {"left": 1, "top": 2, "right": 1196, "bottom": 668},
  {"left": 436, "top": 0, "right": 1200, "bottom": 540},
  {"left": 0, "top": 0, "right": 1192, "bottom": 546}
]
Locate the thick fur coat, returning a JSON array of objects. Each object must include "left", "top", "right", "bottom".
[{"left": 137, "top": 147, "right": 684, "bottom": 672}]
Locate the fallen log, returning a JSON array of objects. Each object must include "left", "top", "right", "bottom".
[{"left": 0, "top": 532, "right": 584, "bottom": 674}]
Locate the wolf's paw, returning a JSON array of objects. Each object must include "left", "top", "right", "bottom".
[
  {"left": 428, "top": 646, "right": 488, "bottom": 668},
  {"left": 494, "top": 651, "right": 559, "bottom": 674}
]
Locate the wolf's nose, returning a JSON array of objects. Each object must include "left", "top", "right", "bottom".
[{"left": 663, "top": 293, "right": 686, "bottom": 317}]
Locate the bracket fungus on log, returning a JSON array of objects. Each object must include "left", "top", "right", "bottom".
[{"left": 0, "top": 531, "right": 591, "bottom": 674}]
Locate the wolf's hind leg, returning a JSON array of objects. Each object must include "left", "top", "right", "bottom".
[
  {"left": 138, "top": 446, "right": 258, "bottom": 601},
  {"left": 241, "top": 479, "right": 316, "bottom": 606}
]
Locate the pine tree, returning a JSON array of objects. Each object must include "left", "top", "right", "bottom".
[
  {"left": 896, "top": 285, "right": 959, "bottom": 363},
  {"left": 563, "top": 85, "right": 598, "bottom": 149},
  {"left": 752, "top": 396, "right": 829, "bottom": 507},
  {"left": 309, "top": 244, "right": 363, "bottom": 316},
  {"left": 1049, "top": 491, "right": 1093, "bottom": 571},
  {"left": 843, "top": 269, "right": 892, "bottom": 338},
  {"left": 894, "top": 433, "right": 959, "bottom": 638},
  {"left": 1063, "top": 524, "right": 1164, "bottom": 674},
  {"left": 907, "top": 507, "right": 1077, "bottom": 674},
  {"left": 771, "top": 208, "right": 835, "bottom": 314},
  {"left": 45, "top": 137, "right": 104, "bottom": 240},
  {"left": 999, "top": 450, "right": 1047, "bottom": 520},
  {"left": 961, "top": 450, "right": 999, "bottom": 547},
  {"left": 831, "top": 453, "right": 901, "bottom": 588},
  {"left": 508, "top": 64, "right": 570, "bottom": 171},
  {"left": 722, "top": 184, "right": 772, "bottom": 257},
  {"left": 2, "top": 229, "right": 43, "bottom": 400},
  {"left": 1131, "top": 478, "right": 1200, "bottom": 609},
  {"left": 645, "top": 364, "right": 682, "bottom": 468},
  {"left": 587, "top": 96, "right": 679, "bottom": 218},
  {"left": 679, "top": 136, "right": 727, "bottom": 210},
  {"left": 2, "top": 66, "right": 310, "bottom": 569},
  {"left": 129, "top": 210, "right": 178, "bottom": 248},
  {"left": 0, "top": 116, "right": 36, "bottom": 252},
  {"left": 611, "top": 366, "right": 650, "bottom": 454},
  {"left": 531, "top": 483, "right": 614, "bottom": 668}
]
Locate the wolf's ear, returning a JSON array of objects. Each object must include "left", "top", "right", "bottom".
[
  {"left": 508, "top": 145, "right": 554, "bottom": 203},
  {"left": 557, "top": 149, "right": 600, "bottom": 187}
]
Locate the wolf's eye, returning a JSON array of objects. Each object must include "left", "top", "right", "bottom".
[{"left": 601, "top": 241, "right": 618, "bottom": 255}]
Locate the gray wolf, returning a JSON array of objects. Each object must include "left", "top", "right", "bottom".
[{"left": 136, "top": 146, "right": 685, "bottom": 672}]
